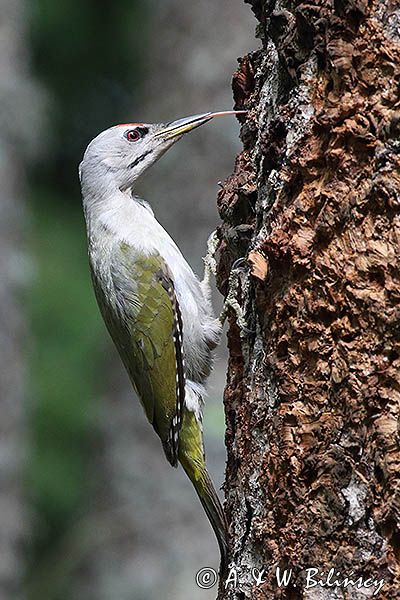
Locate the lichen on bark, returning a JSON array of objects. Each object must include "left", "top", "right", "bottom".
[{"left": 217, "top": 1, "right": 400, "bottom": 598}]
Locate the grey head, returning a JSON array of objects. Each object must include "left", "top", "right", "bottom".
[{"left": 79, "top": 111, "right": 246, "bottom": 198}]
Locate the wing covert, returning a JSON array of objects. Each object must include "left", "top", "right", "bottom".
[{"left": 93, "top": 246, "right": 185, "bottom": 466}]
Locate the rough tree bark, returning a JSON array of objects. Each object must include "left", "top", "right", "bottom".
[{"left": 217, "top": 0, "right": 400, "bottom": 598}]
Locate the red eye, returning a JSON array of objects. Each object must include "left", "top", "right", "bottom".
[{"left": 126, "top": 129, "right": 141, "bottom": 142}]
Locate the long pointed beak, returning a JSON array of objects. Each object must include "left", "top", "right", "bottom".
[{"left": 154, "top": 110, "right": 247, "bottom": 140}]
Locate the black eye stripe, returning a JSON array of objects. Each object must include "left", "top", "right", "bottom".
[
  {"left": 125, "top": 126, "right": 149, "bottom": 141},
  {"left": 128, "top": 148, "right": 153, "bottom": 169}
]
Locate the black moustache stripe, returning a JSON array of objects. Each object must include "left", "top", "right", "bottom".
[{"left": 128, "top": 149, "right": 153, "bottom": 169}]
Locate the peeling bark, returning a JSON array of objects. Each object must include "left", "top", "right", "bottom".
[{"left": 217, "top": 1, "right": 400, "bottom": 598}]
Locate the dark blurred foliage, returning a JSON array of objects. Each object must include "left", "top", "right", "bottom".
[
  {"left": 27, "top": 2, "right": 149, "bottom": 597},
  {"left": 30, "top": 0, "right": 149, "bottom": 196}
]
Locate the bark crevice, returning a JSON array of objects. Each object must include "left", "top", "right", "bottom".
[{"left": 217, "top": 0, "right": 400, "bottom": 598}]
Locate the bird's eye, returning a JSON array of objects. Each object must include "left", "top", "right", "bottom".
[{"left": 126, "top": 129, "right": 141, "bottom": 142}]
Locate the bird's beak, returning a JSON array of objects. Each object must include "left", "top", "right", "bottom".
[{"left": 154, "top": 110, "right": 247, "bottom": 140}]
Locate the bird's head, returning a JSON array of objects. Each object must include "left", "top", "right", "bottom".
[{"left": 79, "top": 111, "right": 246, "bottom": 196}]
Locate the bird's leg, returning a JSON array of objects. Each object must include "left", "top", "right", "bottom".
[
  {"left": 202, "top": 231, "right": 253, "bottom": 336},
  {"left": 200, "top": 229, "right": 220, "bottom": 304},
  {"left": 202, "top": 229, "right": 219, "bottom": 287},
  {"left": 219, "top": 258, "right": 253, "bottom": 335}
]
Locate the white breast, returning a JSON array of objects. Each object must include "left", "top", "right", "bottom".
[{"left": 88, "top": 190, "right": 220, "bottom": 390}]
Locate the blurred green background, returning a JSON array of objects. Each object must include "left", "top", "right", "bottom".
[{"left": 1, "top": 1, "right": 254, "bottom": 599}]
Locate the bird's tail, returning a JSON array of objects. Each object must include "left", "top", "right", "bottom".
[
  {"left": 197, "top": 469, "right": 229, "bottom": 574},
  {"left": 178, "top": 408, "right": 228, "bottom": 574}
]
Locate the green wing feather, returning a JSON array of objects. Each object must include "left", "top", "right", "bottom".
[
  {"left": 91, "top": 244, "right": 185, "bottom": 466},
  {"left": 91, "top": 243, "right": 228, "bottom": 569}
]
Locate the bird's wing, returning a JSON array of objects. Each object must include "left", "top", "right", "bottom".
[{"left": 92, "top": 245, "right": 185, "bottom": 467}]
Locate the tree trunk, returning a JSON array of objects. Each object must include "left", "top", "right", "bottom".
[{"left": 217, "top": 1, "right": 400, "bottom": 598}]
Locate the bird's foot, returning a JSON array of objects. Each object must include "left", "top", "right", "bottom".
[
  {"left": 202, "top": 234, "right": 254, "bottom": 336},
  {"left": 202, "top": 230, "right": 219, "bottom": 288},
  {"left": 219, "top": 257, "right": 254, "bottom": 336}
]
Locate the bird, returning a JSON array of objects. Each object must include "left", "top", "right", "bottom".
[{"left": 79, "top": 110, "right": 245, "bottom": 572}]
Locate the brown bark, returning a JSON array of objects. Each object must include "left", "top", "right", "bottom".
[{"left": 217, "top": 0, "right": 400, "bottom": 598}]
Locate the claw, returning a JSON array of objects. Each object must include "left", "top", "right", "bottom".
[
  {"left": 231, "top": 257, "right": 248, "bottom": 271},
  {"left": 219, "top": 258, "right": 255, "bottom": 336}
]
